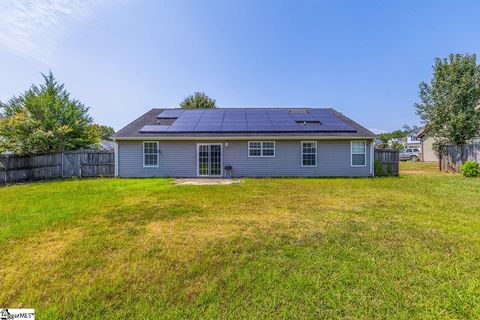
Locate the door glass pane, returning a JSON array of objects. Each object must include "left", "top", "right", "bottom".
[
  {"left": 198, "top": 145, "right": 209, "bottom": 175},
  {"left": 210, "top": 145, "right": 221, "bottom": 175}
]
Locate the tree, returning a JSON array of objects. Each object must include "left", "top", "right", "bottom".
[
  {"left": 0, "top": 71, "right": 101, "bottom": 155},
  {"left": 415, "top": 54, "right": 480, "bottom": 162},
  {"left": 180, "top": 92, "right": 216, "bottom": 109},
  {"left": 91, "top": 124, "right": 115, "bottom": 141},
  {"left": 378, "top": 129, "right": 408, "bottom": 145}
]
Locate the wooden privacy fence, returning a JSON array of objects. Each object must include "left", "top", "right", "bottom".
[
  {"left": 374, "top": 149, "right": 399, "bottom": 177},
  {"left": 0, "top": 150, "right": 114, "bottom": 184},
  {"left": 440, "top": 143, "right": 480, "bottom": 172}
]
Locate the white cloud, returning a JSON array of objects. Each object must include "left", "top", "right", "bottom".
[{"left": 0, "top": 0, "right": 115, "bottom": 63}]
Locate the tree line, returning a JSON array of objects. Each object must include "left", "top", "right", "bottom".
[
  {"left": 415, "top": 54, "right": 480, "bottom": 157},
  {"left": 0, "top": 72, "right": 114, "bottom": 155},
  {"left": 0, "top": 73, "right": 216, "bottom": 156}
]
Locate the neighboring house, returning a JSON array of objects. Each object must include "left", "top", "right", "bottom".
[
  {"left": 98, "top": 140, "right": 116, "bottom": 151},
  {"left": 112, "top": 108, "right": 376, "bottom": 178},
  {"left": 417, "top": 128, "right": 480, "bottom": 163},
  {"left": 388, "top": 137, "right": 405, "bottom": 147},
  {"left": 406, "top": 128, "right": 422, "bottom": 148},
  {"left": 416, "top": 128, "right": 437, "bottom": 162}
]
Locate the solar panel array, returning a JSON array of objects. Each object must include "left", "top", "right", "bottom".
[{"left": 139, "top": 109, "right": 356, "bottom": 133}]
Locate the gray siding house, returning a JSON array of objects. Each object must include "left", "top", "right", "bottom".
[{"left": 112, "top": 108, "right": 376, "bottom": 178}]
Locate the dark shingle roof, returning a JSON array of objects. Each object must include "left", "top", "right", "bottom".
[{"left": 112, "top": 108, "right": 375, "bottom": 139}]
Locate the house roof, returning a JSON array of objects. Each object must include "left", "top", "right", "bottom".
[
  {"left": 409, "top": 127, "right": 423, "bottom": 136},
  {"left": 98, "top": 141, "right": 116, "bottom": 150},
  {"left": 112, "top": 108, "right": 376, "bottom": 139},
  {"left": 415, "top": 127, "right": 426, "bottom": 138}
]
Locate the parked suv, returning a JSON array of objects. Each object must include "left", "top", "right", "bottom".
[{"left": 399, "top": 148, "right": 421, "bottom": 161}]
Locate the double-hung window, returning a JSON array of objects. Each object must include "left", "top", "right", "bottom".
[
  {"left": 351, "top": 141, "right": 366, "bottom": 166},
  {"left": 301, "top": 141, "right": 317, "bottom": 167},
  {"left": 144, "top": 141, "right": 159, "bottom": 167},
  {"left": 248, "top": 141, "right": 275, "bottom": 157}
]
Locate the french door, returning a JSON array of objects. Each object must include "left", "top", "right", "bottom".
[{"left": 197, "top": 144, "right": 222, "bottom": 177}]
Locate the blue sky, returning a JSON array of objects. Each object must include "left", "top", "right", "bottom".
[{"left": 1, "top": 0, "right": 480, "bottom": 132}]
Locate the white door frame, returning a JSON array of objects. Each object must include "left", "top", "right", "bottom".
[{"left": 196, "top": 143, "right": 223, "bottom": 177}]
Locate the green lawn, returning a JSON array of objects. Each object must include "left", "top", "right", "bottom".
[{"left": 1, "top": 164, "right": 480, "bottom": 319}]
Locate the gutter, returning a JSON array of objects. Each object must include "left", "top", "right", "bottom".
[
  {"left": 112, "top": 136, "right": 377, "bottom": 141},
  {"left": 370, "top": 140, "right": 375, "bottom": 177}
]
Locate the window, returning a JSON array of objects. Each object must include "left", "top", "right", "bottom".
[
  {"left": 248, "top": 141, "right": 275, "bottom": 157},
  {"left": 351, "top": 141, "right": 366, "bottom": 166},
  {"left": 301, "top": 141, "right": 317, "bottom": 167},
  {"left": 144, "top": 141, "right": 159, "bottom": 167}
]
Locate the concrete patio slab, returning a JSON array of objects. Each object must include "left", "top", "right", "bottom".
[{"left": 174, "top": 178, "right": 240, "bottom": 185}]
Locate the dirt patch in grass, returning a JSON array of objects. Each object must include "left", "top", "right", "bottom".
[
  {"left": 3, "top": 227, "right": 83, "bottom": 264},
  {"left": 401, "top": 170, "right": 436, "bottom": 174},
  {"left": 145, "top": 210, "right": 328, "bottom": 252},
  {"left": 400, "top": 161, "right": 440, "bottom": 174},
  {"left": 0, "top": 227, "right": 84, "bottom": 302}
]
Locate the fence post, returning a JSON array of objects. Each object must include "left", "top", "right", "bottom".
[
  {"left": 79, "top": 150, "right": 83, "bottom": 178},
  {"left": 3, "top": 159, "right": 6, "bottom": 184}
]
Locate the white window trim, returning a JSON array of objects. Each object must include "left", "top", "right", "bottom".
[
  {"left": 248, "top": 141, "right": 276, "bottom": 157},
  {"left": 301, "top": 141, "right": 317, "bottom": 167},
  {"left": 351, "top": 140, "right": 367, "bottom": 167},
  {"left": 143, "top": 141, "right": 159, "bottom": 168}
]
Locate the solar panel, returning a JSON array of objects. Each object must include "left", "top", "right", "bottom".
[
  {"left": 221, "top": 126, "right": 248, "bottom": 132},
  {"left": 224, "top": 111, "right": 246, "bottom": 122},
  {"left": 246, "top": 111, "right": 269, "bottom": 121},
  {"left": 141, "top": 108, "right": 357, "bottom": 133},
  {"left": 247, "top": 123, "right": 274, "bottom": 131},
  {"left": 308, "top": 109, "right": 355, "bottom": 131},
  {"left": 222, "top": 121, "right": 248, "bottom": 131},
  {"left": 289, "top": 112, "right": 315, "bottom": 121},
  {"left": 267, "top": 112, "right": 292, "bottom": 121},
  {"left": 157, "top": 109, "right": 183, "bottom": 119},
  {"left": 139, "top": 125, "right": 170, "bottom": 133}
]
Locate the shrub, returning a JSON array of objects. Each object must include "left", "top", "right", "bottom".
[{"left": 461, "top": 160, "right": 480, "bottom": 177}]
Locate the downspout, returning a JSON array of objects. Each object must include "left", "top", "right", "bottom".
[
  {"left": 114, "top": 139, "right": 119, "bottom": 177},
  {"left": 370, "top": 139, "right": 375, "bottom": 177}
]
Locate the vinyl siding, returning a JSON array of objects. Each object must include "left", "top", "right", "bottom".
[
  {"left": 421, "top": 136, "right": 438, "bottom": 162},
  {"left": 117, "top": 140, "right": 372, "bottom": 177}
]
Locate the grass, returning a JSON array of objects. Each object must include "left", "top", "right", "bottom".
[
  {"left": 400, "top": 161, "right": 440, "bottom": 174},
  {"left": 1, "top": 163, "right": 480, "bottom": 319}
]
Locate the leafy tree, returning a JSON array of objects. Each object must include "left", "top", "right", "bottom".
[
  {"left": 180, "top": 92, "right": 216, "bottom": 109},
  {"left": 91, "top": 124, "right": 115, "bottom": 141},
  {"left": 378, "top": 129, "right": 408, "bottom": 144},
  {"left": 415, "top": 54, "right": 480, "bottom": 159},
  {"left": 0, "top": 71, "right": 100, "bottom": 155}
]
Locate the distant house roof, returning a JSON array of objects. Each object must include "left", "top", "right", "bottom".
[
  {"left": 409, "top": 127, "right": 423, "bottom": 137},
  {"left": 388, "top": 137, "right": 405, "bottom": 143},
  {"left": 415, "top": 127, "right": 426, "bottom": 138},
  {"left": 98, "top": 141, "right": 115, "bottom": 150},
  {"left": 112, "top": 108, "right": 375, "bottom": 139}
]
